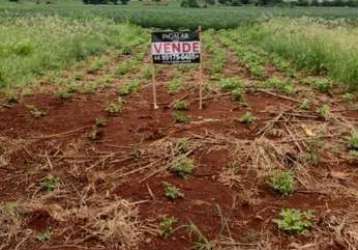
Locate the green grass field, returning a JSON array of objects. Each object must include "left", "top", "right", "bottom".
[{"left": 1, "top": 0, "right": 358, "bottom": 29}]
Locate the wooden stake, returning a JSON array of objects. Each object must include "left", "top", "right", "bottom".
[
  {"left": 198, "top": 26, "right": 203, "bottom": 110},
  {"left": 152, "top": 61, "right": 159, "bottom": 110}
]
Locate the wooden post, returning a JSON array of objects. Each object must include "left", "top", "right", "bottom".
[
  {"left": 198, "top": 26, "right": 203, "bottom": 110},
  {"left": 152, "top": 61, "right": 159, "bottom": 110}
]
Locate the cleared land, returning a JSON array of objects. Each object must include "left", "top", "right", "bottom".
[{"left": 0, "top": 4, "right": 358, "bottom": 250}]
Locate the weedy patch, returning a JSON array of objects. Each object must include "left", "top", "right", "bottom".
[
  {"left": 40, "top": 175, "right": 60, "bottom": 192},
  {"left": 56, "top": 89, "right": 73, "bottom": 100},
  {"left": 163, "top": 182, "right": 184, "bottom": 200},
  {"left": 309, "top": 78, "right": 332, "bottom": 93},
  {"left": 116, "top": 61, "right": 134, "bottom": 77},
  {"left": 268, "top": 170, "right": 295, "bottom": 196},
  {"left": 170, "top": 156, "right": 195, "bottom": 179},
  {"left": 117, "top": 80, "right": 141, "bottom": 96},
  {"left": 105, "top": 97, "right": 124, "bottom": 115},
  {"left": 219, "top": 78, "right": 243, "bottom": 92},
  {"left": 87, "top": 58, "right": 105, "bottom": 74},
  {"left": 239, "top": 112, "right": 256, "bottom": 124},
  {"left": 25, "top": 104, "right": 47, "bottom": 118},
  {"left": 317, "top": 104, "right": 331, "bottom": 120},
  {"left": 168, "top": 79, "right": 184, "bottom": 94},
  {"left": 174, "top": 100, "right": 189, "bottom": 111},
  {"left": 159, "top": 216, "right": 177, "bottom": 238},
  {"left": 173, "top": 111, "right": 191, "bottom": 124},
  {"left": 273, "top": 208, "right": 314, "bottom": 234},
  {"left": 265, "top": 78, "right": 295, "bottom": 95}
]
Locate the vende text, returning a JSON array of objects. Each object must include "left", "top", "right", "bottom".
[{"left": 151, "top": 41, "right": 200, "bottom": 55}]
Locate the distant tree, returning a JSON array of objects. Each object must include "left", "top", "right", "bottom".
[{"left": 180, "top": 0, "right": 200, "bottom": 7}]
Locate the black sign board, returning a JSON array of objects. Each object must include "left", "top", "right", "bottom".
[{"left": 151, "top": 31, "right": 201, "bottom": 64}]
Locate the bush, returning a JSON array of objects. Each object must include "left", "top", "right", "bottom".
[{"left": 181, "top": 0, "right": 200, "bottom": 7}]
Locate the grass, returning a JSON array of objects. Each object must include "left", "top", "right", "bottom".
[
  {"left": 237, "top": 18, "right": 358, "bottom": 90},
  {"left": 0, "top": 15, "right": 147, "bottom": 88},
  {"left": 2, "top": 1, "right": 358, "bottom": 30}
]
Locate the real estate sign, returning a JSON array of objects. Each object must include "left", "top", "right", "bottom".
[{"left": 151, "top": 31, "right": 201, "bottom": 64}]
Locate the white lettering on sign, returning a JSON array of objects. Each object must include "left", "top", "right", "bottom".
[{"left": 151, "top": 41, "right": 201, "bottom": 55}]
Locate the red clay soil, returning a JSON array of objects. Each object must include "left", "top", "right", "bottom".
[{"left": 0, "top": 76, "right": 357, "bottom": 250}]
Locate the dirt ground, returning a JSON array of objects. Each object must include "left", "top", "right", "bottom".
[{"left": 0, "top": 50, "right": 357, "bottom": 250}]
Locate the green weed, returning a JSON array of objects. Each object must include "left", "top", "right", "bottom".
[
  {"left": 173, "top": 111, "right": 191, "bottom": 124},
  {"left": 168, "top": 79, "right": 183, "bottom": 94},
  {"left": 40, "top": 175, "right": 60, "bottom": 192},
  {"left": 317, "top": 104, "right": 331, "bottom": 120},
  {"left": 273, "top": 208, "right": 314, "bottom": 234},
  {"left": 159, "top": 216, "right": 177, "bottom": 238},
  {"left": 173, "top": 100, "right": 189, "bottom": 111},
  {"left": 117, "top": 80, "right": 140, "bottom": 96},
  {"left": 239, "top": 112, "right": 256, "bottom": 124},
  {"left": 163, "top": 182, "right": 184, "bottom": 200},
  {"left": 105, "top": 97, "right": 124, "bottom": 114},
  {"left": 268, "top": 170, "right": 295, "bottom": 196},
  {"left": 170, "top": 157, "right": 195, "bottom": 179},
  {"left": 347, "top": 130, "right": 358, "bottom": 151}
]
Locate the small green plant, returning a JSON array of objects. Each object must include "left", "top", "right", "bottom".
[
  {"left": 159, "top": 216, "right": 177, "bottom": 238},
  {"left": 265, "top": 78, "right": 295, "bottom": 95},
  {"left": 80, "top": 82, "right": 98, "bottom": 94},
  {"left": 219, "top": 78, "right": 242, "bottom": 92},
  {"left": 117, "top": 80, "right": 140, "bottom": 96},
  {"left": 175, "top": 138, "right": 190, "bottom": 154},
  {"left": 273, "top": 208, "right": 314, "bottom": 234},
  {"left": 87, "top": 58, "right": 105, "bottom": 74},
  {"left": 173, "top": 111, "right": 191, "bottom": 124},
  {"left": 231, "top": 87, "right": 245, "bottom": 102},
  {"left": 168, "top": 79, "right": 183, "bottom": 94},
  {"left": 170, "top": 156, "right": 195, "bottom": 178},
  {"left": 347, "top": 130, "right": 358, "bottom": 151},
  {"left": 239, "top": 112, "right": 256, "bottom": 124},
  {"left": 163, "top": 182, "right": 184, "bottom": 200},
  {"left": 95, "top": 117, "right": 107, "bottom": 127},
  {"left": 36, "top": 230, "right": 51, "bottom": 242},
  {"left": 105, "top": 97, "right": 124, "bottom": 114},
  {"left": 174, "top": 100, "right": 189, "bottom": 111},
  {"left": 40, "top": 175, "right": 60, "bottom": 192},
  {"left": 142, "top": 65, "right": 152, "bottom": 80},
  {"left": 317, "top": 104, "right": 331, "bottom": 120},
  {"left": 310, "top": 79, "right": 332, "bottom": 93},
  {"left": 268, "top": 170, "right": 295, "bottom": 196},
  {"left": 299, "top": 99, "right": 311, "bottom": 110}
]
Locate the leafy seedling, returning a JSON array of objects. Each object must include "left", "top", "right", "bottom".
[
  {"left": 170, "top": 157, "right": 195, "bottom": 179},
  {"left": 265, "top": 78, "right": 295, "bottom": 95},
  {"left": 95, "top": 117, "right": 107, "bottom": 127},
  {"left": 268, "top": 170, "right": 295, "bottom": 196},
  {"left": 116, "top": 61, "right": 132, "bottom": 76},
  {"left": 40, "top": 175, "right": 60, "bottom": 192},
  {"left": 105, "top": 97, "right": 124, "bottom": 115},
  {"left": 163, "top": 182, "right": 184, "bottom": 200},
  {"left": 56, "top": 89, "right": 73, "bottom": 100},
  {"left": 173, "top": 111, "right": 191, "bottom": 124},
  {"left": 310, "top": 79, "right": 332, "bottom": 93},
  {"left": 174, "top": 100, "right": 189, "bottom": 111},
  {"left": 317, "top": 104, "right": 331, "bottom": 120},
  {"left": 87, "top": 59, "right": 105, "bottom": 74},
  {"left": 273, "top": 208, "right": 314, "bottom": 234},
  {"left": 159, "top": 216, "right": 177, "bottom": 238},
  {"left": 231, "top": 87, "right": 245, "bottom": 102},
  {"left": 168, "top": 79, "right": 183, "bottom": 94},
  {"left": 239, "top": 112, "right": 256, "bottom": 124}
]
